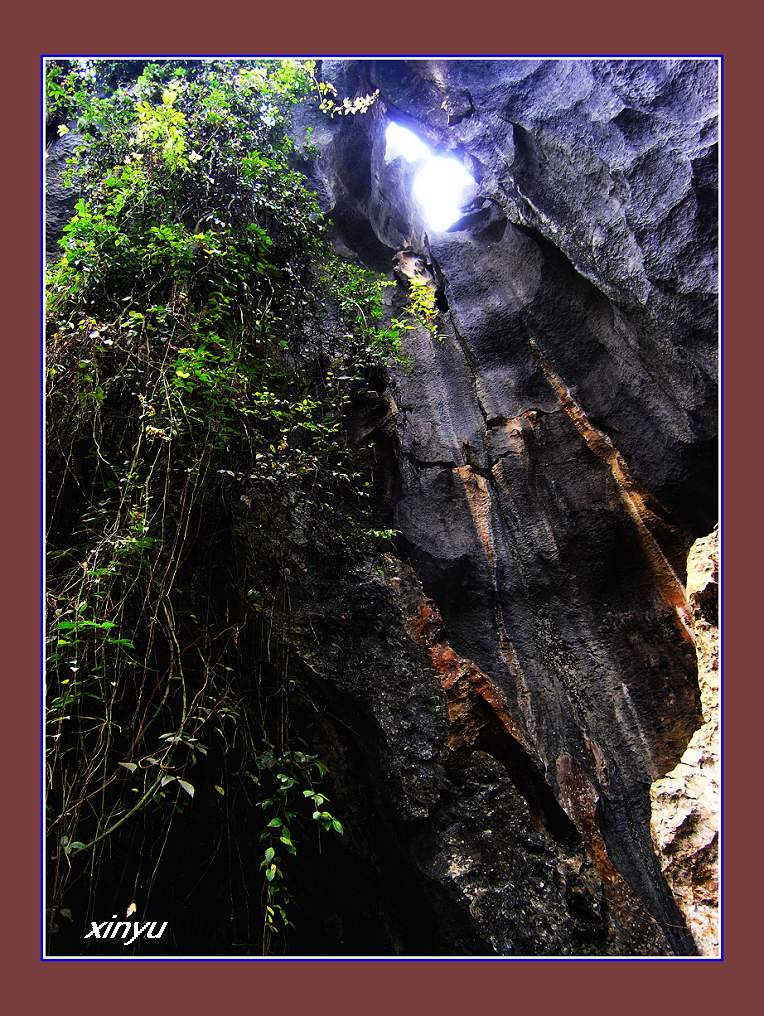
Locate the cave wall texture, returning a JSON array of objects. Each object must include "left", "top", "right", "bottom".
[
  {"left": 46, "top": 57, "right": 719, "bottom": 956},
  {"left": 285, "top": 57, "right": 719, "bottom": 956}
]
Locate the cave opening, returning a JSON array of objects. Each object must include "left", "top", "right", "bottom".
[{"left": 384, "top": 121, "right": 476, "bottom": 232}]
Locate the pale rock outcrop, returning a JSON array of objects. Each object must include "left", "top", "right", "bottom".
[{"left": 650, "top": 526, "right": 720, "bottom": 955}]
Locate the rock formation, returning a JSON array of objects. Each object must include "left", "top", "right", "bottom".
[
  {"left": 650, "top": 526, "right": 720, "bottom": 956},
  {"left": 285, "top": 57, "right": 719, "bottom": 955},
  {"left": 46, "top": 57, "right": 719, "bottom": 956}
]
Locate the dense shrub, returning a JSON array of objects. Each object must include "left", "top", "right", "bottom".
[{"left": 45, "top": 58, "right": 398, "bottom": 954}]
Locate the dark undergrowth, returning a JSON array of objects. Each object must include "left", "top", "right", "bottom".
[{"left": 45, "top": 57, "right": 406, "bottom": 955}]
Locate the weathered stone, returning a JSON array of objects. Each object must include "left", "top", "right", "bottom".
[
  {"left": 281, "top": 549, "right": 666, "bottom": 954},
  {"left": 650, "top": 526, "right": 720, "bottom": 956},
  {"left": 303, "top": 58, "right": 718, "bottom": 532},
  {"left": 45, "top": 131, "right": 79, "bottom": 265},
  {"left": 283, "top": 57, "right": 718, "bottom": 955}
]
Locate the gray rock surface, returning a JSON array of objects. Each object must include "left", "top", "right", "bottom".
[
  {"left": 283, "top": 58, "right": 718, "bottom": 955},
  {"left": 45, "top": 131, "right": 79, "bottom": 265}
]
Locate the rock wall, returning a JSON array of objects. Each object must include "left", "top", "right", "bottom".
[
  {"left": 45, "top": 129, "right": 79, "bottom": 265},
  {"left": 650, "top": 526, "right": 720, "bottom": 955},
  {"left": 286, "top": 57, "right": 718, "bottom": 955}
]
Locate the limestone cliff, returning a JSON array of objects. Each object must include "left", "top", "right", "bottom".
[
  {"left": 283, "top": 57, "right": 718, "bottom": 955},
  {"left": 650, "top": 526, "right": 720, "bottom": 955},
  {"left": 46, "top": 57, "right": 719, "bottom": 956}
]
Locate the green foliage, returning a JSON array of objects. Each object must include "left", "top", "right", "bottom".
[
  {"left": 405, "top": 277, "right": 442, "bottom": 339},
  {"left": 253, "top": 749, "right": 343, "bottom": 947},
  {"left": 314, "top": 78, "right": 380, "bottom": 118},
  {"left": 45, "top": 59, "right": 93, "bottom": 124},
  {"left": 45, "top": 58, "right": 397, "bottom": 955}
]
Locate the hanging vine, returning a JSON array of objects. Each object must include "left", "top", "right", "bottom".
[{"left": 45, "top": 57, "right": 400, "bottom": 955}]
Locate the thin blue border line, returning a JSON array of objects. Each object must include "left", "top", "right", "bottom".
[
  {"left": 718, "top": 51, "right": 724, "bottom": 964},
  {"left": 42, "top": 955, "right": 710, "bottom": 962},
  {"left": 40, "top": 52, "right": 724, "bottom": 963},
  {"left": 40, "top": 53, "right": 724, "bottom": 60},
  {"left": 40, "top": 52, "right": 47, "bottom": 966}
]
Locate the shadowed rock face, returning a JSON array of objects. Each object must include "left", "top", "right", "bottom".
[
  {"left": 45, "top": 130, "right": 80, "bottom": 265},
  {"left": 286, "top": 58, "right": 717, "bottom": 955}
]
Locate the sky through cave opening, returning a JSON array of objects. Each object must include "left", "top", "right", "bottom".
[{"left": 384, "top": 121, "right": 476, "bottom": 232}]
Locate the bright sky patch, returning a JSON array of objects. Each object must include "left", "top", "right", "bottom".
[{"left": 384, "top": 122, "right": 476, "bottom": 232}]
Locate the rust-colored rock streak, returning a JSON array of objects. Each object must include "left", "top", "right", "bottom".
[
  {"left": 453, "top": 464, "right": 536, "bottom": 739},
  {"left": 405, "top": 597, "right": 537, "bottom": 761},
  {"left": 405, "top": 594, "right": 668, "bottom": 950},
  {"left": 555, "top": 753, "right": 667, "bottom": 948},
  {"left": 529, "top": 338, "right": 694, "bottom": 643}
]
